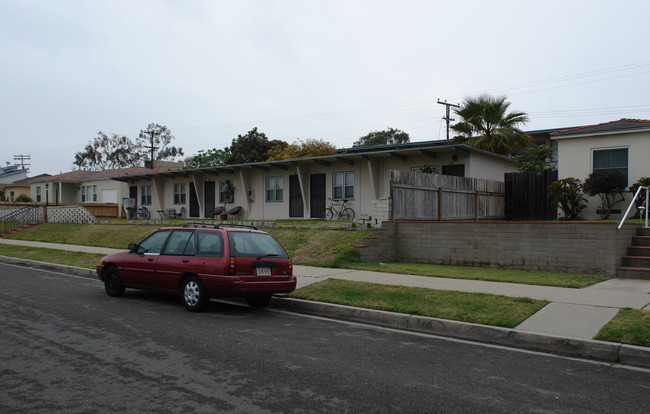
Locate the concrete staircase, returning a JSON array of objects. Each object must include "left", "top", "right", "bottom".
[{"left": 617, "top": 226, "right": 650, "bottom": 279}]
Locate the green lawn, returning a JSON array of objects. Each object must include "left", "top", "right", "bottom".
[
  {"left": 2, "top": 223, "right": 610, "bottom": 288},
  {"left": 289, "top": 279, "right": 548, "bottom": 328},
  {"left": 595, "top": 308, "right": 650, "bottom": 347},
  {"left": 0, "top": 244, "right": 104, "bottom": 269}
]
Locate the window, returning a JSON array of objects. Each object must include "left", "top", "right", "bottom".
[
  {"left": 162, "top": 230, "right": 195, "bottom": 256},
  {"left": 219, "top": 180, "right": 234, "bottom": 203},
  {"left": 265, "top": 176, "right": 283, "bottom": 202},
  {"left": 332, "top": 172, "right": 354, "bottom": 200},
  {"left": 9, "top": 191, "right": 15, "bottom": 202},
  {"left": 593, "top": 147, "right": 629, "bottom": 184},
  {"left": 173, "top": 183, "right": 186, "bottom": 204},
  {"left": 137, "top": 230, "right": 172, "bottom": 254},
  {"left": 411, "top": 165, "right": 439, "bottom": 174},
  {"left": 227, "top": 231, "right": 288, "bottom": 258},
  {"left": 197, "top": 231, "right": 223, "bottom": 256},
  {"left": 442, "top": 164, "right": 465, "bottom": 177},
  {"left": 36, "top": 187, "right": 41, "bottom": 202},
  {"left": 141, "top": 185, "right": 152, "bottom": 206},
  {"left": 81, "top": 185, "right": 97, "bottom": 202}
]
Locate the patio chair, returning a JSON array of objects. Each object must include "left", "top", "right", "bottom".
[
  {"left": 213, "top": 206, "right": 225, "bottom": 218},
  {"left": 226, "top": 206, "right": 242, "bottom": 219}
]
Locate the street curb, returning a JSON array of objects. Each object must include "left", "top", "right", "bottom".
[
  {"left": 2, "top": 255, "right": 648, "bottom": 369},
  {"left": 0, "top": 256, "right": 96, "bottom": 279},
  {"left": 271, "top": 297, "right": 650, "bottom": 369}
]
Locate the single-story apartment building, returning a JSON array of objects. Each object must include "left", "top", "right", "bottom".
[
  {"left": 113, "top": 141, "right": 518, "bottom": 224},
  {"left": 552, "top": 118, "right": 650, "bottom": 220}
]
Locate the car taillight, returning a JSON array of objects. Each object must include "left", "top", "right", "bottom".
[
  {"left": 229, "top": 256, "right": 236, "bottom": 275},
  {"left": 288, "top": 259, "right": 293, "bottom": 275}
]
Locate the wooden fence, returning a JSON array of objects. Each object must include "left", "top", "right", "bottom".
[
  {"left": 504, "top": 170, "right": 558, "bottom": 221},
  {"left": 390, "top": 171, "right": 505, "bottom": 221}
]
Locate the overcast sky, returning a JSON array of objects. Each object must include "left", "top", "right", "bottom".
[{"left": 2, "top": 0, "right": 649, "bottom": 176}]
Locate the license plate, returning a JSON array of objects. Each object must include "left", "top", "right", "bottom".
[{"left": 256, "top": 266, "right": 271, "bottom": 276}]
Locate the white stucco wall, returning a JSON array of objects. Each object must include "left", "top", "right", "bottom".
[{"left": 555, "top": 130, "right": 650, "bottom": 219}]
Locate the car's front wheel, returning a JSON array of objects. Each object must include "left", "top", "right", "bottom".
[
  {"left": 246, "top": 295, "right": 272, "bottom": 309},
  {"left": 181, "top": 276, "right": 208, "bottom": 312},
  {"left": 104, "top": 266, "right": 126, "bottom": 297}
]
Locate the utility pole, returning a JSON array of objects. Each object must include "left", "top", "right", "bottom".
[
  {"left": 437, "top": 100, "right": 460, "bottom": 140},
  {"left": 142, "top": 129, "right": 160, "bottom": 169},
  {"left": 13, "top": 154, "right": 31, "bottom": 170}
]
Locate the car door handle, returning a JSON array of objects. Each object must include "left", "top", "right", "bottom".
[
  {"left": 182, "top": 259, "right": 190, "bottom": 263},
  {"left": 147, "top": 258, "right": 154, "bottom": 262}
]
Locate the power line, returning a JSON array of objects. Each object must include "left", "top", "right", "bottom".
[{"left": 13, "top": 154, "right": 30, "bottom": 169}]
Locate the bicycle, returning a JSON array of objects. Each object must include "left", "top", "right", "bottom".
[
  {"left": 135, "top": 206, "right": 151, "bottom": 220},
  {"left": 324, "top": 198, "right": 355, "bottom": 221}
]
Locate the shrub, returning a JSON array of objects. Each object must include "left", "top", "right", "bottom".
[
  {"left": 583, "top": 170, "right": 627, "bottom": 219},
  {"left": 15, "top": 194, "right": 33, "bottom": 202},
  {"left": 547, "top": 178, "right": 587, "bottom": 220},
  {"left": 629, "top": 177, "right": 650, "bottom": 218}
]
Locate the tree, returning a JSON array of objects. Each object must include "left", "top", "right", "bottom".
[
  {"left": 184, "top": 148, "right": 231, "bottom": 168},
  {"left": 267, "top": 139, "right": 337, "bottom": 161},
  {"left": 583, "top": 170, "right": 627, "bottom": 219},
  {"left": 137, "top": 123, "right": 184, "bottom": 167},
  {"left": 547, "top": 178, "right": 587, "bottom": 220},
  {"left": 514, "top": 145, "right": 555, "bottom": 175},
  {"left": 452, "top": 94, "right": 531, "bottom": 155},
  {"left": 73, "top": 132, "right": 142, "bottom": 171},
  {"left": 352, "top": 128, "right": 410, "bottom": 147},
  {"left": 223, "top": 127, "right": 287, "bottom": 165}
]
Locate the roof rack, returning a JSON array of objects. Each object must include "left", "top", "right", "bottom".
[{"left": 181, "top": 222, "right": 259, "bottom": 230}]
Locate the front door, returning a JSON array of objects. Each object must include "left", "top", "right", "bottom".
[
  {"left": 289, "top": 175, "right": 303, "bottom": 218},
  {"left": 189, "top": 182, "right": 200, "bottom": 218},
  {"left": 310, "top": 174, "right": 326, "bottom": 218},
  {"left": 204, "top": 181, "right": 216, "bottom": 218}
]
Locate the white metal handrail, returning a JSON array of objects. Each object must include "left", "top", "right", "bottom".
[{"left": 618, "top": 186, "right": 649, "bottom": 229}]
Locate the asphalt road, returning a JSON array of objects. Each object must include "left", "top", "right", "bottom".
[{"left": 1, "top": 263, "right": 649, "bottom": 413}]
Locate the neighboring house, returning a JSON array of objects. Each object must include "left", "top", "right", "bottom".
[
  {"left": 0, "top": 164, "right": 29, "bottom": 185},
  {"left": 523, "top": 126, "right": 579, "bottom": 168},
  {"left": 1, "top": 174, "right": 50, "bottom": 202},
  {"left": 114, "top": 141, "right": 518, "bottom": 224},
  {"left": 552, "top": 118, "right": 650, "bottom": 219},
  {"left": 29, "top": 167, "right": 156, "bottom": 213}
]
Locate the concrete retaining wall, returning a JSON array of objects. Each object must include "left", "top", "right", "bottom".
[{"left": 355, "top": 222, "right": 639, "bottom": 276}]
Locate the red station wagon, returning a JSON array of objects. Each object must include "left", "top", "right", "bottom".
[{"left": 96, "top": 223, "right": 296, "bottom": 311}]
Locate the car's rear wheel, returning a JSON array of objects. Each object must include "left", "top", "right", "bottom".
[
  {"left": 182, "top": 276, "right": 208, "bottom": 312},
  {"left": 104, "top": 266, "right": 126, "bottom": 297},
  {"left": 246, "top": 295, "right": 272, "bottom": 309}
]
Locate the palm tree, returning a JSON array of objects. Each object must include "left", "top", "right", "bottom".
[{"left": 451, "top": 95, "right": 531, "bottom": 155}]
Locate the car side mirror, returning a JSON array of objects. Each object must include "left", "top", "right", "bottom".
[{"left": 128, "top": 243, "right": 139, "bottom": 253}]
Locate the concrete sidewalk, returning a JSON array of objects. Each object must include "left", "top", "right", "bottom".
[{"left": 2, "top": 238, "right": 649, "bottom": 366}]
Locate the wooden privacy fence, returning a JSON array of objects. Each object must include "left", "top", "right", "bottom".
[
  {"left": 504, "top": 170, "right": 558, "bottom": 221},
  {"left": 390, "top": 171, "right": 505, "bottom": 221}
]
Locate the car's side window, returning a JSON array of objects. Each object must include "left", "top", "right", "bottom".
[
  {"left": 197, "top": 231, "right": 224, "bottom": 256},
  {"left": 138, "top": 230, "right": 172, "bottom": 254},
  {"left": 162, "top": 230, "right": 195, "bottom": 256}
]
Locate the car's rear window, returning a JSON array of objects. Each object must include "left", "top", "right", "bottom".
[
  {"left": 197, "top": 231, "right": 224, "bottom": 256},
  {"left": 227, "top": 231, "right": 288, "bottom": 258}
]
